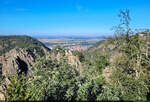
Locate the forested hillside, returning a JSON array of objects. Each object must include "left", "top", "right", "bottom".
[
  {"left": 0, "top": 35, "right": 49, "bottom": 56},
  {"left": 0, "top": 9, "right": 150, "bottom": 101}
]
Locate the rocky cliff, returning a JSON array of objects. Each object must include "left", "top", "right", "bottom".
[{"left": 0, "top": 36, "right": 50, "bottom": 77}]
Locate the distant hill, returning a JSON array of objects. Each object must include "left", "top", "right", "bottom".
[{"left": 0, "top": 35, "right": 50, "bottom": 56}]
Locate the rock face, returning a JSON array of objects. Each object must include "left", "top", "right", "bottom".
[
  {"left": 0, "top": 48, "right": 49, "bottom": 76},
  {"left": 0, "top": 85, "right": 5, "bottom": 100},
  {"left": 0, "top": 47, "right": 50, "bottom": 100},
  {"left": 0, "top": 48, "right": 33, "bottom": 76},
  {"left": 0, "top": 36, "right": 50, "bottom": 76},
  {"left": 49, "top": 49, "right": 82, "bottom": 73},
  {"left": 65, "top": 50, "right": 82, "bottom": 73}
]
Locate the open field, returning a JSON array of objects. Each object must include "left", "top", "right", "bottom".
[{"left": 38, "top": 38, "right": 101, "bottom": 51}]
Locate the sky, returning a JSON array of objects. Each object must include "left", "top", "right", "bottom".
[{"left": 0, "top": 0, "right": 150, "bottom": 37}]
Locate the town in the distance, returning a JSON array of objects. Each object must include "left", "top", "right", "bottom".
[
  {"left": 38, "top": 37, "right": 101, "bottom": 51},
  {"left": 36, "top": 35, "right": 104, "bottom": 51}
]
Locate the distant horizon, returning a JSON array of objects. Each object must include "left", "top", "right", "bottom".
[{"left": 0, "top": 32, "right": 112, "bottom": 39}]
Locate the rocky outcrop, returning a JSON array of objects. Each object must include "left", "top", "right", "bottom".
[
  {"left": 0, "top": 36, "right": 51, "bottom": 100},
  {"left": 65, "top": 50, "right": 82, "bottom": 73},
  {"left": 0, "top": 86, "right": 5, "bottom": 100},
  {"left": 0, "top": 47, "right": 49, "bottom": 76},
  {"left": 49, "top": 49, "right": 82, "bottom": 73},
  {"left": 102, "top": 66, "right": 112, "bottom": 82}
]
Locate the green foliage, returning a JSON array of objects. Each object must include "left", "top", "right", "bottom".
[
  {"left": 51, "top": 45, "right": 65, "bottom": 54},
  {"left": 28, "top": 57, "right": 79, "bottom": 100},
  {"left": 4, "top": 73, "right": 32, "bottom": 101},
  {"left": 94, "top": 56, "right": 108, "bottom": 74},
  {"left": 72, "top": 51, "right": 85, "bottom": 62},
  {"left": 0, "top": 35, "right": 49, "bottom": 56},
  {"left": 111, "top": 67, "right": 148, "bottom": 101},
  {"left": 84, "top": 9, "right": 150, "bottom": 101},
  {"left": 96, "top": 84, "right": 120, "bottom": 101},
  {"left": 65, "top": 86, "right": 75, "bottom": 100},
  {"left": 26, "top": 56, "right": 105, "bottom": 101},
  {"left": 107, "top": 9, "right": 150, "bottom": 101},
  {"left": 121, "top": 77, "right": 147, "bottom": 101},
  {"left": 76, "top": 78, "right": 102, "bottom": 101}
]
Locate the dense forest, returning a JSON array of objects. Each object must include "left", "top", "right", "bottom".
[{"left": 0, "top": 9, "right": 150, "bottom": 101}]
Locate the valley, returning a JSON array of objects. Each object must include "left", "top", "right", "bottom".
[{"left": 38, "top": 38, "right": 101, "bottom": 51}]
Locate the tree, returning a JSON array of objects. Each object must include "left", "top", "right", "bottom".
[
  {"left": 112, "top": 9, "right": 131, "bottom": 47},
  {"left": 118, "top": 9, "right": 131, "bottom": 39},
  {"left": 3, "top": 73, "right": 31, "bottom": 101},
  {"left": 28, "top": 57, "right": 79, "bottom": 101},
  {"left": 109, "top": 9, "right": 150, "bottom": 101},
  {"left": 72, "top": 51, "right": 85, "bottom": 62}
]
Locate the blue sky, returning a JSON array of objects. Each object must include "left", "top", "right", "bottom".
[{"left": 0, "top": 0, "right": 150, "bottom": 37}]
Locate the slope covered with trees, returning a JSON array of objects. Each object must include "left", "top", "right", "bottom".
[{"left": 0, "top": 35, "right": 49, "bottom": 56}]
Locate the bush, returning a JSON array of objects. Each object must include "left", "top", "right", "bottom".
[{"left": 3, "top": 73, "right": 31, "bottom": 101}]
